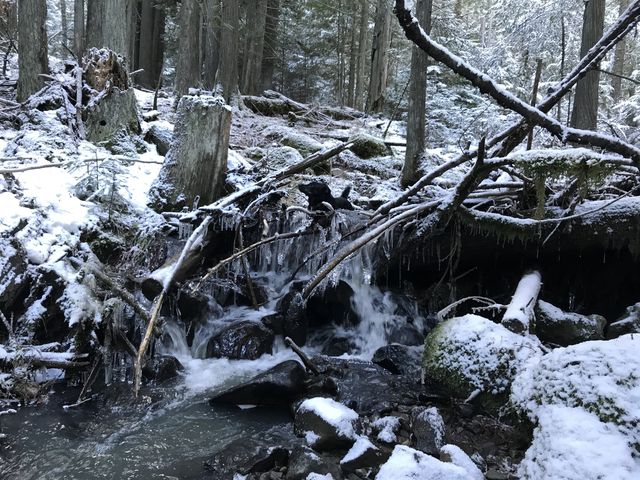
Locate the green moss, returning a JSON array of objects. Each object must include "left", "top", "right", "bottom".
[{"left": 348, "top": 133, "right": 389, "bottom": 159}]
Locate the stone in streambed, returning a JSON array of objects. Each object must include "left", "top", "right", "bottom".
[{"left": 206, "top": 320, "right": 274, "bottom": 360}]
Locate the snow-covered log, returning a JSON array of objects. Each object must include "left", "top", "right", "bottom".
[
  {"left": 149, "top": 95, "right": 231, "bottom": 211},
  {"left": 502, "top": 271, "right": 543, "bottom": 333}
]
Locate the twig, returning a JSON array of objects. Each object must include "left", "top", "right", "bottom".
[{"left": 284, "top": 337, "right": 320, "bottom": 375}]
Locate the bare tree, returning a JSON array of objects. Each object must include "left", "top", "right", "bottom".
[
  {"left": 73, "top": 0, "right": 84, "bottom": 60},
  {"left": 202, "top": 0, "right": 220, "bottom": 90},
  {"left": 241, "top": 0, "right": 268, "bottom": 95},
  {"left": 354, "top": 0, "right": 369, "bottom": 111},
  {"left": 60, "top": 0, "right": 69, "bottom": 55},
  {"left": 367, "top": 0, "right": 392, "bottom": 113},
  {"left": 174, "top": 0, "right": 201, "bottom": 98},
  {"left": 570, "top": 0, "right": 605, "bottom": 130},
  {"left": 346, "top": 0, "right": 359, "bottom": 107},
  {"left": 136, "top": 0, "right": 165, "bottom": 89},
  {"left": 402, "top": 0, "right": 433, "bottom": 188},
  {"left": 260, "top": 0, "right": 280, "bottom": 92},
  {"left": 17, "top": 0, "right": 48, "bottom": 101},
  {"left": 218, "top": 0, "right": 240, "bottom": 103}
]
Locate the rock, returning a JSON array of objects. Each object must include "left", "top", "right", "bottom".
[
  {"left": 423, "top": 314, "right": 542, "bottom": 413},
  {"left": 439, "top": 444, "right": 484, "bottom": 480},
  {"left": 294, "top": 397, "right": 359, "bottom": 451},
  {"left": 262, "top": 146, "right": 305, "bottom": 170},
  {"left": 144, "top": 123, "right": 172, "bottom": 156},
  {"left": 286, "top": 446, "right": 343, "bottom": 480},
  {"left": 386, "top": 322, "right": 424, "bottom": 346},
  {"left": 206, "top": 320, "right": 274, "bottom": 360},
  {"left": 375, "top": 445, "right": 469, "bottom": 480},
  {"left": 348, "top": 134, "right": 389, "bottom": 159},
  {"left": 210, "top": 360, "right": 309, "bottom": 406},
  {"left": 372, "top": 345, "right": 421, "bottom": 376},
  {"left": 0, "top": 241, "right": 29, "bottom": 313},
  {"left": 410, "top": 406, "right": 444, "bottom": 456},
  {"left": 264, "top": 125, "right": 324, "bottom": 157},
  {"left": 606, "top": 303, "right": 640, "bottom": 339},
  {"left": 340, "top": 436, "right": 387, "bottom": 472},
  {"left": 142, "top": 355, "right": 184, "bottom": 383},
  {"left": 371, "top": 416, "right": 401, "bottom": 444},
  {"left": 306, "top": 281, "right": 356, "bottom": 328},
  {"left": 283, "top": 292, "right": 308, "bottom": 346},
  {"left": 321, "top": 336, "right": 355, "bottom": 357},
  {"left": 205, "top": 438, "right": 290, "bottom": 478},
  {"left": 535, "top": 300, "right": 606, "bottom": 346}
]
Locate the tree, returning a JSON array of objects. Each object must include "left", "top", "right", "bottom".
[
  {"left": 402, "top": 0, "right": 433, "bottom": 188},
  {"left": 17, "top": 0, "right": 48, "bottom": 101},
  {"left": 73, "top": 0, "right": 84, "bottom": 60},
  {"left": 218, "top": 0, "right": 240, "bottom": 103},
  {"left": 202, "top": 0, "right": 220, "bottom": 90},
  {"left": 174, "top": 0, "right": 201, "bottom": 98},
  {"left": 136, "top": 0, "right": 166, "bottom": 90},
  {"left": 241, "top": 0, "right": 268, "bottom": 95},
  {"left": 103, "top": 0, "right": 134, "bottom": 61},
  {"left": 60, "top": 0, "right": 69, "bottom": 56},
  {"left": 570, "top": 0, "right": 605, "bottom": 131},
  {"left": 354, "top": 0, "right": 369, "bottom": 111},
  {"left": 367, "top": 0, "right": 392, "bottom": 113},
  {"left": 260, "top": 0, "right": 280, "bottom": 92},
  {"left": 346, "top": 1, "right": 359, "bottom": 107},
  {"left": 611, "top": 0, "right": 629, "bottom": 101},
  {"left": 85, "top": 0, "right": 104, "bottom": 50}
]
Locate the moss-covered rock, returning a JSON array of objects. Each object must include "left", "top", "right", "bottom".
[
  {"left": 348, "top": 133, "right": 389, "bottom": 159},
  {"left": 535, "top": 300, "right": 606, "bottom": 346},
  {"left": 423, "top": 314, "right": 542, "bottom": 412}
]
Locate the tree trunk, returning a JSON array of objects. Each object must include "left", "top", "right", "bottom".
[
  {"left": 241, "top": 0, "right": 267, "bottom": 95},
  {"left": 73, "top": 0, "right": 84, "bottom": 60},
  {"left": 354, "top": 0, "right": 370, "bottom": 111},
  {"left": 611, "top": 0, "right": 629, "bottom": 101},
  {"left": 260, "top": 0, "right": 280, "bottom": 92},
  {"left": 174, "top": 0, "right": 201, "bottom": 98},
  {"left": 202, "top": 0, "right": 220, "bottom": 90},
  {"left": 218, "top": 0, "right": 240, "bottom": 103},
  {"left": 570, "top": 0, "right": 605, "bottom": 131},
  {"left": 366, "top": 0, "right": 392, "bottom": 113},
  {"left": 17, "top": 0, "right": 48, "bottom": 101},
  {"left": 103, "top": 0, "right": 134, "bottom": 61},
  {"left": 137, "top": 0, "right": 165, "bottom": 89},
  {"left": 346, "top": 0, "right": 358, "bottom": 108},
  {"left": 402, "top": 0, "right": 432, "bottom": 188},
  {"left": 86, "top": 0, "right": 104, "bottom": 49},
  {"left": 60, "top": 0, "right": 68, "bottom": 56},
  {"left": 149, "top": 95, "right": 232, "bottom": 211}
]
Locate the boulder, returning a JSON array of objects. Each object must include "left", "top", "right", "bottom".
[
  {"left": 282, "top": 292, "right": 308, "bottom": 346},
  {"left": 375, "top": 445, "right": 469, "bottom": 480},
  {"left": 264, "top": 125, "right": 324, "bottom": 157},
  {"left": 386, "top": 321, "right": 424, "bottom": 346},
  {"left": 286, "top": 446, "right": 343, "bottom": 480},
  {"left": 371, "top": 416, "right": 401, "bottom": 444},
  {"left": 144, "top": 123, "right": 173, "bottom": 156},
  {"left": 321, "top": 336, "right": 355, "bottom": 357},
  {"left": 348, "top": 133, "right": 389, "bottom": 159},
  {"left": 210, "top": 360, "right": 308, "bottom": 406},
  {"left": 535, "top": 300, "right": 606, "bottom": 346},
  {"left": 204, "top": 438, "right": 290, "bottom": 478},
  {"left": 439, "top": 444, "right": 485, "bottom": 480},
  {"left": 294, "top": 397, "right": 359, "bottom": 451},
  {"left": 142, "top": 355, "right": 184, "bottom": 383},
  {"left": 372, "top": 345, "right": 421, "bottom": 376},
  {"left": 340, "top": 436, "right": 388, "bottom": 472},
  {"left": 206, "top": 320, "right": 274, "bottom": 360},
  {"left": 423, "top": 314, "right": 542, "bottom": 412},
  {"left": 606, "top": 303, "right": 640, "bottom": 339},
  {"left": 410, "top": 406, "right": 445, "bottom": 456}
]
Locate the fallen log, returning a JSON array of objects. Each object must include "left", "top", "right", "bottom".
[{"left": 502, "top": 271, "right": 543, "bottom": 333}]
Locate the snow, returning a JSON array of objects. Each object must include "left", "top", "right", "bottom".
[
  {"left": 305, "top": 474, "right": 333, "bottom": 480},
  {"left": 376, "top": 445, "right": 469, "bottom": 480},
  {"left": 502, "top": 270, "right": 541, "bottom": 329},
  {"left": 440, "top": 444, "right": 484, "bottom": 480},
  {"left": 341, "top": 436, "right": 377, "bottom": 464},
  {"left": 372, "top": 416, "right": 401, "bottom": 443},
  {"left": 298, "top": 397, "right": 359, "bottom": 439}
]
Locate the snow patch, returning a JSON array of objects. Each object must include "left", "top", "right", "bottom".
[
  {"left": 298, "top": 397, "right": 359, "bottom": 439},
  {"left": 376, "top": 445, "right": 469, "bottom": 480}
]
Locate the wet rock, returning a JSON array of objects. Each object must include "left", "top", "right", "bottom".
[
  {"left": 306, "top": 281, "right": 356, "bottom": 328},
  {"left": 294, "top": 397, "right": 359, "bottom": 451},
  {"left": 535, "top": 300, "right": 606, "bottom": 346},
  {"left": 372, "top": 345, "right": 421, "bottom": 376},
  {"left": 340, "top": 436, "right": 388, "bottom": 472},
  {"left": 0, "top": 241, "right": 29, "bottom": 315},
  {"left": 205, "top": 438, "right": 290, "bottom": 478},
  {"left": 423, "top": 315, "right": 542, "bottom": 413},
  {"left": 142, "top": 355, "right": 184, "bottom": 383},
  {"left": 606, "top": 303, "right": 640, "bottom": 339},
  {"left": 283, "top": 292, "right": 308, "bottom": 346},
  {"left": 312, "top": 356, "right": 421, "bottom": 415},
  {"left": 348, "top": 133, "right": 389, "bottom": 159},
  {"left": 386, "top": 321, "right": 424, "bottom": 346},
  {"left": 410, "top": 406, "right": 445, "bottom": 456},
  {"left": 286, "top": 446, "right": 343, "bottom": 480},
  {"left": 321, "top": 336, "right": 356, "bottom": 357},
  {"left": 210, "top": 360, "right": 309, "bottom": 406},
  {"left": 206, "top": 320, "right": 274, "bottom": 360}
]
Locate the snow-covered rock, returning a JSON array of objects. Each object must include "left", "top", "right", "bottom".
[
  {"left": 535, "top": 300, "right": 606, "bottom": 346},
  {"left": 607, "top": 303, "right": 640, "bottom": 339},
  {"left": 410, "top": 406, "right": 445, "bottom": 455},
  {"left": 423, "top": 314, "right": 543, "bottom": 411},
  {"left": 375, "top": 445, "right": 469, "bottom": 480},
  {"left": 348, "top": 133, "right": 389, "bottom": 159},
  {"left": 439, "top": 444, "right": 484, "bottom": 480},
  {"left": 294, "top": 397, "right": 359, "bottom": 450},
  {"left": 371, "top": 416, "right": 401, "bottom": 443},
  {"left": 340, "top": 436, "right": 386, "bottom": 472},
  {"left": 263, "top": 125, "right": 324, "bottom": 157}
]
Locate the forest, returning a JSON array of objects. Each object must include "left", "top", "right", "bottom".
[{"left": 0, "top": 0, "right": 639, "bottom": 479}]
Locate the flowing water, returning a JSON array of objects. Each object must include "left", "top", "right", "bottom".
[{"left": 0, "top": 212, "right": 425, "bottom": 479}]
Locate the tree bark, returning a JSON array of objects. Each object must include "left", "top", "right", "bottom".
[
  {"left": 260, "top": 0, "right": 280, "bottom": 92},
  {"left": 402, "top": 0, "right": 432, "bottom": 188},
  {"left": 73, "top": 0, "right": 84, "bottom": 60},
  {"left": 60, "top": 0, "right": 69, "bottom": 56},
  {"left": 17, "top": 0, "right": 48, "bottom": 101},
  {"left": 202, "top": 0, "right": 220, "bottom": 90},
  {"left": 241, "top": 0, "right": 268, "bottom": 95},
  {"left": 218, "top": 0, "right": 240, "bottom": 103},
  {"left": 611, "top": 0, "right": 629, "bottom": 101},
  {"left": 367, "top": 0, "right": 392, "bottom": 113},
  {"left": 86, "top": 0, "right": 104, "bottom": 49},
  {"left": 137, "top": 0, "right": 165, "bottom": 89},
  {"left": 103, "top": 0, "right": 134, "bottom": 61},
  {"left": 346, "top": 1, "right": 358, "bottom": 108},
  {"left": 354, "top": 0, "right": 369, "bottom": 111},
  {"left": 149, "top": 96, "right": 231, "bottom": 211},
  {"left": 570, "top": 0, "right": 605, "bottom": 131},
  {"left": 175, "top": 0, "right": 201, "bottom": 99}
]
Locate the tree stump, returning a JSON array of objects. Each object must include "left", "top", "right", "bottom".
[{"left": 149, "top": 95, "right": 231, "bottom": 211}]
